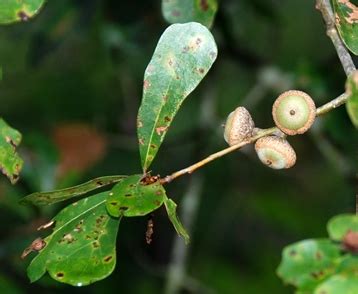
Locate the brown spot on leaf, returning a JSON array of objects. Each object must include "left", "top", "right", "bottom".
[
  {"left": 315, "top": 251, "right": 322, "bottom": 260},
  {"left": 164, "top": 116, "right": 171, "bottom": 122},
  {"left": 110, "top": 202, "right": 117, "bottom": 206},
  {"left": 150, "top": 144, "right": 157, "bottom": 149},
  {"left": 125, "top": 193, "right": 132, "bottom": 197},
  {"left": 289, "top": 250, "right": 296, "bottom": 256},
  {"left": 92, "top": 241, "right": 100, "bottom": 248},
  {"left": 156, "top": 126, "right": 168, "bottom": 135},
  {"left": 200, "top": 0, "right": 209, "bottom": 11},
  {"left": 104, "top": 255, "right": 113, "bottom": 262},
  {"left": 198, "top": 68, "right": 205, "bottom": 74},
  {"left": 119, "top": 206, "right": 129, "bottom": 211},
  {"left": 18, "top": 11, "right": 29, "bottom": 21},
  {"left": 143, "top": 80, "right": 150, "bottom": 90},
  {"left": 171, "top": 10, "right": 181, "bottom": 17},
  {"left": 139, "top": 138, "right": 145, "bottom": 145},
  {"left": 56, "top": 272, "right": 64, "bottom": 278}
]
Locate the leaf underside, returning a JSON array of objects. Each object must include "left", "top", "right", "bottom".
[
  {"left": 346, "top": 71, "right": 358, "bottom": 128},
  {"left": 137, "top": 22, "right": 217, "bottom": 171},
  {"left": 0, "top": 118, "right": 23, "bottom": 184},
  {"left": 106, "top": 175, "right": 166, "bottom": 217},
  {"left": 27, "top": 192, "right": 121, "bottom": 286},
  {"left": 332, "top": 0, "right": 358, "bottom": 55},
  {"left": 162, "top": 0, "right": 218, "bottom": 28},
  {"left": 20, "top": 175, "right": 127, "bottom": 206},
  {"left": 0, "top": 0, "right": 46, "bottom": 24}
]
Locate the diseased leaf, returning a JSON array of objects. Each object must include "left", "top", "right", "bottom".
[
  {"left": 0, "top": 0, "right": 46, "bottom": 24},
  {"left": 277, "top": 239, "right": 341, "bottom": 292},
  {"left": 162, "top": 0, "right": 218, "bottom": 28},
  {"left": 137, "top": 22, "right": 217, "bottom": 171},
  {"left": 346, "top": 70, "right": 358, "bottom": 128},
  {"left": 20, "top": 175, "right": 127, "bottom": 206},
  {"left": 332, "top": 0, "right": 358, "bottom": 55},
  {"left": 164, "top": 198, "right": 190, "bottom": 244},
  {"left": 27, "top": 192, "right": 120, "bottom": 286},
  {"left": 0, "top": 118, "right": 23, "bottom": 184},
  {"left": 106, "top": 175, "right": 166, "bottom": 217},
  {"left": 314, "top": 272, "right": 358, "bottom": 294},
  {"left": 327, "top": 213, "right": 358, "bottom": 241}
]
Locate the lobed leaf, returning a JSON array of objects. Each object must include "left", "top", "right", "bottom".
[
  {"left": 20, "top": 175, "right": 127, "bottom": 206},
  {"left": 327, "top": 213, "right": 358, "bottom": 241},
  {"left": 332, "top": 0, "right": 358, "bottom": 55},
  {"left": 277, "top": 239, "right": 341, "bottom": 292},
  {"left": 164, "top": 198, "right": 190, "bottom": 244},
  {"left": 106, "top": 175, "right": 166, "bottom": 217},
  {"left": 27, "top": 192, "right": 120, "bottom": 286},
  {"left": 346, "top": 70, "right": 358, "bottom": 128},
  {"left": 0, "top": 118, "right": 23, "bottom": 184},
  {"left": 162, "top": 0, "right": 218, "bottom": 28},
  {"left": 0, "top": 0, "right": 46, "bottom": 24},
  {"left": 137, "top": 22, "right": 217, "bottom": 171}
]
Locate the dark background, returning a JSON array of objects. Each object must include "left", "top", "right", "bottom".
[{"left": 0, "top": 0, "right": 357, "bottom": 293}]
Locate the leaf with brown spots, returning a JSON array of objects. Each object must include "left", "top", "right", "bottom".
[
  {"left": 162, "top": 0, "right": 218, "bottom": 28},
  {"left": 137, "top": 22, "right": 217, "bottom": 171},
  {"left": 0, "top": 0, "right": 46, "bottom": 24},
  {"left": 333, "top": 0, "right": 358, "bottom": 55},
  {"left": 106, "top": 175, "right": 166, "bottom": 217},
  {"left": 27, "top": 192, "right": 121, "bottom": 286},
  {"left": 0, "top": 118, "right": 23, "bottom": 184},
  {"left": 277, "top": 239, "right": 341, "bottom": 292},
  {"left": 20, "top": 175, "right": 127, "bottom": 206}
]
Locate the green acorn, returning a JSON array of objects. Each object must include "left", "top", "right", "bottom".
[
  {"left": 224, "top": 107, "right": 255, "bottom": 146},
  {"left": 255, "top": 136, "right": 296, "bottom": 169},
  {"left": 272, "top": 90, "right": 316, "bottom": 135}
]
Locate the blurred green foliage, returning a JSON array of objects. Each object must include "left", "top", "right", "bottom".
[{"left": 0, "top": 0, "right": 357, "bottom": 293}]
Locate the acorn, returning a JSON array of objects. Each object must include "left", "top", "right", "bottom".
[
  {"left": 272, "top": 90, "right": 316, "bottom": 135},
  {"left": 255, "top": 136, "right": 296, "bottom": 169},
  {"left": 224, "top": 107, "right": 255, "bottom": 146}
]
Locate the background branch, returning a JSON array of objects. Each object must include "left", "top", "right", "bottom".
[{"left": 316, "top": 0, "right": 356, "bottom": 76}]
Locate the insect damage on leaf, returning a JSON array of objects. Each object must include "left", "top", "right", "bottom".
[
  {"left": 137, "top": 22, "right": 217, "bottom": 171},
  {"left": 26, "top": 193, "right": 121, "bottom": 286}
]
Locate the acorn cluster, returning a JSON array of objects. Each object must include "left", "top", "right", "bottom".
[{"left": 223, "top": 90, "right": 316, "bottom": 169}]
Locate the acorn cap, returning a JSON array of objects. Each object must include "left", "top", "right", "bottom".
[
  {"left": 224, "top": 107, "right": 255, "bottom": 146},
  {"left": 255, "top": 136, "right": 296, "bottom": 169},
  {"left": 272, "top": 90, "right": 316, "bottom": 135}
]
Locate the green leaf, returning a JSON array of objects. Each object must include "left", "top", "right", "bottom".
[
  {"left": 162, "top": 0, "right": 218, "bottom": 28},
  {"left": 327, "top": 213, "right": 358, "bottom": 241},
  {"left": 20, "top": 175, "right": 127, "bottom": 206},
  {"left": 346, "top": 70, "right": 358, "bottom": 128},
  {"left": 27, "top": 192, "right": 120, "bottom": 286},
  {"left": 164, "top": 198, "right": 190, "bottom": 244},
  {"left": 137, "top": 22, "right": 217, "bottom": 171},
  {"left": 0, "top": 118, "right": 23, "bottom": 184},
  {"left": 106, "top": 175, "right": 166, "bottom": 217},
  {"left": 314, "top": 272, "right": 358, "bottom": 294},
  {"left": 332, "top": 0, "right": 358, "bottom": 55},
  {"left": 0, "top": 0, "right": 46, "bottom": 24},
  {"left": 277, "top": 239, "right": 341, "bottom": 291}
]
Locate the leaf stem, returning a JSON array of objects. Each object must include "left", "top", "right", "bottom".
[{"left": 316, "top": 0, "right": 356, "bottom": 76}]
